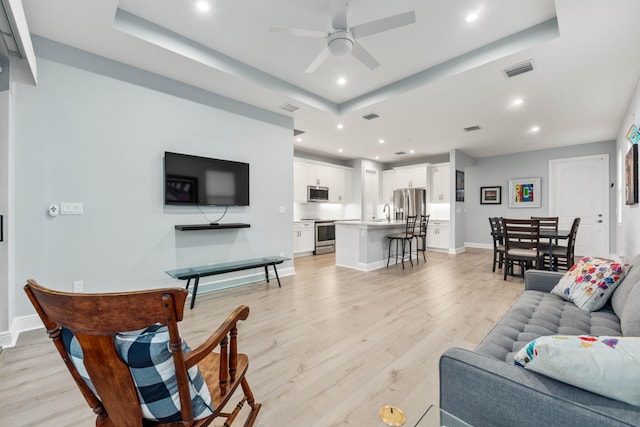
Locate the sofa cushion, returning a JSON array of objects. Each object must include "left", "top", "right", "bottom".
[
  {"left": 475, "top": 291, "right": 622, "bottom": 362},
  {"left": 611, "top": 254, "right": 640, "bottom": 335},
  {"left": 514, "top": 335, "right": 640, "bottom": 406},
  {"left": 550, "top": 256, "right": 629, "bottom": 312}
]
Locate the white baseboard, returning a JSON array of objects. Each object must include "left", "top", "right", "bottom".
[
  {"left": 465, "top": 242, "right": 492, "bottom": 250},
  {"left": 0, "top": 314, "right": 43, "bottom": 348}
]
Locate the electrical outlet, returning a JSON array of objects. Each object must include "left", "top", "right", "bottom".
[{"left": 73, "top": 280, "right": 84, "bottom": 293}]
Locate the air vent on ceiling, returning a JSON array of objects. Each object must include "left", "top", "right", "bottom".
[
  {"left": 504, "top": 61, "right": 534, "bottom": 78},
  {"left": 362, "top": 112, "right": 380, "bottom": 120},
  {"left": 280, "top": 103, "right": 302, "bottom": 113},
  {"left": 395, "top": 151, "right": 407, "bottom": 156},
  {"left": 464, "top": 125, "right": 481, "bottom": 132},
  {"left": 293, "top": 129, "right": 305, "bottom": 136}
]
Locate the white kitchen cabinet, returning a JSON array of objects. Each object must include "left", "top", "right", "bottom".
[
  {"left": 395, "top": 164, "right": 427, "bottom": 188},
  {"left": 382, "top": 170, "right": 396, "bottom": 203},
  {"left": 426, "top": 220, "right": 450, "bottom": 250},
  {"left": 429, "top": 163, "right": 450, "bottom": 203},
  {"left": 293, "top": 221, "right": 315, "bottom": 255},
  {"left": 293, "top": 159, "right": 352, "bottom": 203}
]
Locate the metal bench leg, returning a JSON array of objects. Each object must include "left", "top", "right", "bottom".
[
  {"left": 190, "top": 276, "right": 200, "bottom": 310},
  {"left": 264, "top": 265, "right": 270, "bottom": 283},
  {"left": 272, "top": 263, "right": 282, "bottom": 287}
]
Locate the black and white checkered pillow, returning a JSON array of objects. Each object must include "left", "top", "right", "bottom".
[{"left": 62, "top": 326, "right": 214, "bottom": 423}]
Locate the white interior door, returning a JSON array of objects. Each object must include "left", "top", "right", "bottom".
[
  {"left": 549, "top": 154, "right": 609, "bottom": 258},
  {"left": 363, "top": 169, "right": 378, "bottom": 220}
]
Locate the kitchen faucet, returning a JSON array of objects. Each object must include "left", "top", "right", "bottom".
[{"left": 383, "top": 204, "right": 391, "bottom": 222}]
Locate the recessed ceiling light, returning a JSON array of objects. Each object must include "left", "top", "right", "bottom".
[
  {"left": 337, "top": 124, "right": 344, "bottom": 129},
  {"left": 511, "top": 98, "right": 524, "bottom": 107},
  {"left": 465, "top": 12, "right": 479, "bottom": 22},
  {"left": 195, "top": 1, "right": 210, "bottom": 12},
  {"left": 337, "top": 77, "right": 347, "bottom": 85},
  {"left": 296, "top": 137, "right": 302, "bottom": 142},
  {"left": 379, "top": 139, "right": 384, "bottom": 144},
  {"left": 530, "top": 126, "right": 540, "bottom": 132},
  {"left": 338, "top": 148, "right": 343, "bottom": 153},
  {"left": 375, "top": 156, "right": 379, "bottom": 160},
  {"left": 410, "top": 149, "right": 415, "bottom": 154}
]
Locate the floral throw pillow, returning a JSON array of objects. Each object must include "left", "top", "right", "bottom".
[
  {"left": 550, "top": 256, "right": 629, "bottom": 312},
  {"left": 514, "top": 335, "right": 640, "bottom": 406}
]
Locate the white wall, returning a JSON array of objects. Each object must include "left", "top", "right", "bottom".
[
  {"left": 463, "top": 141, "right": 617, "bottom": 250},
  {"left": 7, "top": 45, "right": 293, "bottom": 329},
  {"left": 617, "top": 78, "right": 640, "bottom": 259}
]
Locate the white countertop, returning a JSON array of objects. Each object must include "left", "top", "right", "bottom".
[{"left": 335, "top": 219, "right": 407, "bottom": 226}]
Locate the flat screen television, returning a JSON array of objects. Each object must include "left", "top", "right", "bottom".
[{"left": 164, "top": 151, "right": 250, "bottom": 206}]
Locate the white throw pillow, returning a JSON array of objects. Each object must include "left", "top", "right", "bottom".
[
  {"left": 514, "top": 335, "right": 640, "bottom": 406},
  {"left": 550, "top": 256, "right": 629, "bottom": 312}
]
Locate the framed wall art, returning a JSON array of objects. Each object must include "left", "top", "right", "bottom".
[
  {"left": 626, "top": 144, "right": 638, "bottom": 205},
  {"left": 480, "top": 186, "right": 502, "bottom": 205},
  {"left": 508, "top": 177, "right": 541, "bottom": 208}
]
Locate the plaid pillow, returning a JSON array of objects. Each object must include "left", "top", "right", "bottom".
[{"left": 61, "top": 326, "right": 214, "bottom": 423}]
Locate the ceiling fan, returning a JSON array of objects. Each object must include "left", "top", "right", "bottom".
[{"left": 269, "top": 0, "right": 416, "bottom": 73}]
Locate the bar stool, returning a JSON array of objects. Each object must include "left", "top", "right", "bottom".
[
  {"left": 414, "top": 214, "right": 430, "bottom": 264},
  {"left": 386, "top": 215, "right": 417, "bottom": 269}
]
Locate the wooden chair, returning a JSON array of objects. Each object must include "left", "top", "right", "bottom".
[
  {"left": 531, "top": 216, "right": 558, "bottom": 269},
  {"left": 24, "top": 280, "right": 261, "bottom": 427},
  {"left": 502, "top": 218, "right": 540, "bottom": 280},
  {"left": 386, "top": 215, "right": 417, "bottom": 269},
  {"left": 488, "top": 217, "right": 505, "bottom": 272},
  {"left": 414, "top": 214, "right": 430, "bottom": 264},
  {"left": 550, "top": 218, "right": 581, "bottom": 271}
]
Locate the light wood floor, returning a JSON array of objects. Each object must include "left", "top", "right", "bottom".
[{"left": 0, "top": 248, "right": 525, "bottom": 427}]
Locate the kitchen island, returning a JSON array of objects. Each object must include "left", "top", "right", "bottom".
[{"left": 335, "top": 220, "right": 416, "bottom": 271}]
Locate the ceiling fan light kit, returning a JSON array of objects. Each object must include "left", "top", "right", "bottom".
[{"left": 328, "top": 30, "right": 353, "bottom": 57}]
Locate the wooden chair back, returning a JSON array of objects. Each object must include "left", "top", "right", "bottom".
[
  {"left": 488, "top": 217, "right": 504, "bottom": 246},
  {"left": 23, "top": 279, "right": 259, "bottom": 427},
  {"left": 503, "top": 218, "right": 540, "bottom": 253}
]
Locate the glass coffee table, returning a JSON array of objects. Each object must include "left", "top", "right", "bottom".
[{"left": 379, "top": 404, "right": 472, "bottom": 427}]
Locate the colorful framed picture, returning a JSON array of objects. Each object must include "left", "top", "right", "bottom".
[
  {"left": 626, "top": 124, "right": 640, "bottom": 145},
  {"left": 480, "top": 186, "right": 502, "bottom": 205},
  {"left": 456, "top": 170, "right": 465, "bottom": 202},
  {"left": 508, "top": 177, "right": 541, "bottom": 208},
  {"left": 626, "top": 144, "right": 638, "bottom": 205}
]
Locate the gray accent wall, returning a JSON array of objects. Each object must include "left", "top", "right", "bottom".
[
  {"left": 464, "top": 141, "right": 617, "bottom": 250},
  {"left": 10, "top": 47, "right": 293, "bottom": 319}
]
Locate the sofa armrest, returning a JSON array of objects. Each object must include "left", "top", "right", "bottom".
[
  {"left": 524, "top": 270, "right": 563, "bottom": 293},
  {"left": 439, "top": 347, "right": 636, "bottom": 427}
]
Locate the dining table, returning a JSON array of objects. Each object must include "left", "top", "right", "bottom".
[{"left": 539, "top": 228, "right": 571, "bottom": 270}]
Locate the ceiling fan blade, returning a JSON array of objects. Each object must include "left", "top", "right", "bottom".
[
  {"left": 350, "top": 10, "right": 416, "bottom": 39},
  {"left": 305, "top": 47, "right": 332, "bottom": 73},
  {"left": 331, "top": 0, "right": 348, "bottom": 29},
  {"left": 351, "top": 42, "right": 380, "bottom": 70},
  {"left": 269, "top": 26, "right": 329, "bottom": 38}
]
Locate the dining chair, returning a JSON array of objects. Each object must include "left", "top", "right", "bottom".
[
  {"left": 550, "top": 217, "right": 581, "bottom": 271},
  {"left": 414, "top": 214, "right": 430, "bottom": 264},
  {"left": 488, "top": 217, "right": 505, "bottom": 272},
  {"left": 386, "top": 215, "right": 417, "bottom": 269},
  {"left": 502, "top": 218, "right": 540, "bottom": 280},
  {"left": 24, "top": 280, "right": 261, "bottom": 427},
  {"left": 531, "top": 216, "right": 558, "bottom": 269}
]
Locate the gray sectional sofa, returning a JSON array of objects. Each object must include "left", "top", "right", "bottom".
[{"left": 439, "top": 254, "right": 640, "bottom": 427}]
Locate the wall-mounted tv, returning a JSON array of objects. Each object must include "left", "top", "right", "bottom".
[{"left": 164, "top": 151, "right": 250, "bottom": 206}]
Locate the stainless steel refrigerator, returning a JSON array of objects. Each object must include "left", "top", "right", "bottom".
[{"left": 393, "top": 188, "right": 426, "bottom": 220}]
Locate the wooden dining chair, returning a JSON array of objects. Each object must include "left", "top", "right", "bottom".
[
  {"left": 502, "top": 218, "right": 540, "bottom": 280},
  {"left": 24, "top": 280, "right": 261, "bottom": 427},
  {"left": 488, "top": 217, "right": 505, "bottom": 272},
  {"left": 531, "top": 216, "right": 558, "bottom": 269},
  {"left": 550, "top": 218, "right": 581, "bottom": 271},
  {"left": 386, "top": 215, "right": 418, "bottom": 269}
]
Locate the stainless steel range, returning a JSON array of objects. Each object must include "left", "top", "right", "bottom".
[{"left": 313, "top": 220, "right": 335, "bottom": 254}]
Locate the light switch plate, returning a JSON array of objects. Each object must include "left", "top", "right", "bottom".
[{"left": 61, "top": 202, "right": 84, "bottom": 215}]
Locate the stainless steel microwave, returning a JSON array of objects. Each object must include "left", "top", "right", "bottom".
[{"left": 307, "top": 185, "right": 329, "bottom": 202}]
